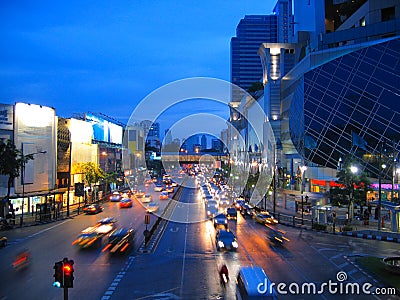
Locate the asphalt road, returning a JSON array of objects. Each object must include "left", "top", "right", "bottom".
[{"left": 0, "top": 176, "right": 399, "bottom": 300}]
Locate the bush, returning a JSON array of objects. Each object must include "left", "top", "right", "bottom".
[
  {"left": 342, "top": 225, "right": 353, "bottom": 232},
  {"left": 312, "top": 223, "right": 327, "bottom": 231}
]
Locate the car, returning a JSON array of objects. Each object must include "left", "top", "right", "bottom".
[
  {"left": 0, "top": 236, "right": 7, "bottom": 248},
  {"left": 159, "top": 191, "right": 169, "bottom": 200},
  {"left": 141, "top": 194, "right": 152, "bottom": 203},
  {"left": 119, "top": 198, "right": 133, "bottom": 208},
  {"left": 135, "top": 191, "right": 145, "bottom": 199},
  {"left": 219, "top": 197, "right": 230, "bottom": 206},
  {"left": 241, "top": 204, "right": 254, "bottom": 218},
  {"left": 216, "top": 229, "right": 238, "bottom": 251},
  {"left": 206, "top": 200, "right": 218, "bottom": 209},
  {"left": 171, "top": 181, "right": 178, "bottom": 187},
  {"left": 213, "top": 213, "right": 228, "bottom": 228},
  {"left": 72, "top": 230, "right": 102, "bottom": 249},
  {"left": 206, "top": 206, "right": 219, "bottom": 218},
  {"left": 145, "top": 202, "right": 159, "bottom": 213},
  {"left": 154, "top": 184, "right": 164, "bottom": 192},
  {"left": 165, "top": 186, "right": 174, "bottom": 193},
  {"left": 83, "top": 204, "right": 103, "bottom": 214},
  {"left": 226, "top": 207, "right": 237, "bottom": 220},
  {"left": 234, "top": 199, "right": 246, "bottom": 211},
  {"left": 97, "top": 217, "right": 117, "bottom": 226},
  {"left": 254, "top": 212, "right": 278, "bottom": 225},
  {"left": 102, "top": 228, "right": 135, "bottom": 255},
  {"left": 109, "top": 192, "right": 122, "bottom": 202}
]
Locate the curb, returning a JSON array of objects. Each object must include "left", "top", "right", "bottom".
[
  {"left": 337, "top": 231, "right": 400, "bottom": 243},
  {"left": 279, "top": 222, "right": 400, "bottom": 244}
]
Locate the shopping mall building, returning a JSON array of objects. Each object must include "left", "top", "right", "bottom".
[{"left": 229, "top": 0, "right": 400, "bottom": 231}]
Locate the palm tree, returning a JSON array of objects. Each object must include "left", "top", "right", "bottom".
[{"left": 0, "top": 139, "right": 33, "bottom": 218}]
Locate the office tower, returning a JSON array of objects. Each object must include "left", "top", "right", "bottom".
[{"left": 231, "top": 15, "right": 278, "bottom": 101}]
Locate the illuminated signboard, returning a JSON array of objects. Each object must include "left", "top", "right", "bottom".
[
  {"left": 370, "top": 183, "right": 399, "bottom": 190},
  {"left": 0, "top": 104, "right": 13, "bottom": 130},
  {"left": 86, "top": 113, "right": 122, "bottom": 144}
]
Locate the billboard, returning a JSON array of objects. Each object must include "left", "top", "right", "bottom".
[
  {"left": 14, "top": 103, "right": 57, "bottom": 194},
  {"left": 85, "top": 113, "right": 122, "bottom": 144},
  {"left": 0, "top": 104, "right": 13, "bottom": 131}
]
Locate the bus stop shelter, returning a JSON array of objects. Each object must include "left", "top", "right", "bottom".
[{"left": 371, "top": 200, "right": 400, "bottom": 232}]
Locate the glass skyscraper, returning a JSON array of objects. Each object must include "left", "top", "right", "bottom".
[{"left": 231, "top": 15, "right": 277, "bottom": 101}]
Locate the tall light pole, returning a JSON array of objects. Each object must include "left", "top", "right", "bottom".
[
  {"left": 300, "top": 165, "right": 307, "bottom": 225},
  {"left": 378, "top": 142, "right": 385, "bottom": 231},
  {"left": 20, "top": 146, "right": 47, "bottom": 227},
  {"left": 392, "top": 157, "right": 397, "bottom": 202},
  {"left": 349, "top": 165, "right": 358, "bottom": 223}
]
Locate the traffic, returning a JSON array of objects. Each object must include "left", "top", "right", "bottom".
[{"left": 0, "top": 165, "right": 396, "bottom": 300}]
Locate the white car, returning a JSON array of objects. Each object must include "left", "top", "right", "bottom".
[
  {"left": 154, "top": 185, "right": 164, "bottom": 192},
  {"left": 142, "top": 194, "right": 152, "bottom": 203}
]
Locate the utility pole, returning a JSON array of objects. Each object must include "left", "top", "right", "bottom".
[{"left": 378, "top": 142, "right": 383, "bottom": 231}]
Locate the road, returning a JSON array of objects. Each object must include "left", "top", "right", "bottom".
[
  {"left": 106, "top": 177, "right": 400, "bottom": 300},
  {"left": 0, "top": 176, "right": 399, "bottom": 299}
]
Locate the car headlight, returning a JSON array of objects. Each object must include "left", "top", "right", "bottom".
[
  {"left": 218, "top": 241, "right": 224, "bottom": 248},
  {"left": 232, "top": 241, "right": 239, "bottom": 248}
]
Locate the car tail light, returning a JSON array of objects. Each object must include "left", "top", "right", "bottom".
[
  {"left": 102, "top": 243, "right": 112, "bottom": 252},
  {"left": 120, "top": 243, "right": 129, "bottom": 252}
]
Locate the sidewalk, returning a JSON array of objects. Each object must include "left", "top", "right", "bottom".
[{"left": 269, "top": 205, "right": 400, "bottom": 244}]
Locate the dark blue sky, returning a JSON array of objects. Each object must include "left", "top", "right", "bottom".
[{"left": 0, "top": 0, "right": 275, "bottom": 129}]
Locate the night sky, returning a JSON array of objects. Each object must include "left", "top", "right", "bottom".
[{"left": 0, "top": 0, "right": 276, "bottom": 137}]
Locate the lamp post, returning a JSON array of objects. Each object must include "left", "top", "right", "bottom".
[
  {"left": 20, "top": 146, "right": 47, "bottom": 227},
  {"left": 378, "top": 142, "right": 385, "bottom": 231},
  {"left": 349, "top": 165, "right": 358, "bottom": 224},
  {"left": 300, "top": 165, "right": 307, "bottom": 225},
  {"left": 392, "top": 157, "right": 397, "bottom": 202}
]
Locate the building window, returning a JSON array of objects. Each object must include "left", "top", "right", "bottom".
[
  {"left": 359, "top": 17, "right": 365, "bottom": 27},
  {"left": 381, "top": 6, "right": 395, "bottom": 22}
]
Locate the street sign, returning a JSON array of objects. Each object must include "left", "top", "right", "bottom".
[{"left": 144, "top": 214, "right": 150, "bottom": 225}]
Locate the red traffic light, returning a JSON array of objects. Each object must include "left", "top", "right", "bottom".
[{"left": 63, "top": 264, "right": 72, "bottom": 273}]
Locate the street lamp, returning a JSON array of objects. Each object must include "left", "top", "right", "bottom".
[
  {"left": 300, "top": 165, "right": 307, "bottom": 225},
  {"left": 349, "top": 165, "right": 358, "bottom": 224},
  {"left": 20, "top": 148, "right": 47, "bottom": 227}
]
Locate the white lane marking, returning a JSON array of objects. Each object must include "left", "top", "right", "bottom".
[
  {"left": 101, "top": 256, "right": 135, "bottom": 299},
  {"left": 27, "top": 219, "right": 72, "bottom": 238}
]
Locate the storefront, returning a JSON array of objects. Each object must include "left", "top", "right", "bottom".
[{"left": 367, "top": 183, "right": 399, "bottom": 202}]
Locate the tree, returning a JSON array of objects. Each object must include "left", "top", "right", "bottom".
[
  {"left": 0, "top": 139, "right": 34, "bottom": 218},
  {"left": 75, "top": 162, "right": 105, "bottom": 201},
  {"left": 334, "top": 155, "right": 370, "bottom": 219}
]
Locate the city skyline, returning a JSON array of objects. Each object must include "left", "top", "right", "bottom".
[{"left": 0, "top": 1, "right": 276, "bottom": 125}]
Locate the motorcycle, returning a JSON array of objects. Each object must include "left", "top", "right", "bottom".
[
  {"left": 219, "top": 264, "right": 229, "bottom": 286},
  {"left": 13, "top": 249, "right": 30, "bottom": 270}
]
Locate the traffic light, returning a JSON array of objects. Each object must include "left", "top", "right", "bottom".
[
  {"left": 53, "top": 261, "right": 64, "bottom": 288},
  {"left": 62, "top": 258, "right": 74, "bottom": 288}
]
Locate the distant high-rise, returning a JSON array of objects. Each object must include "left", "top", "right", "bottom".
[
  {"left": 201, "top": 134, "right": 207, "bottom": 150},
  {"left": 230, "top": 15, "right": 278, "bottom": 101}
]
